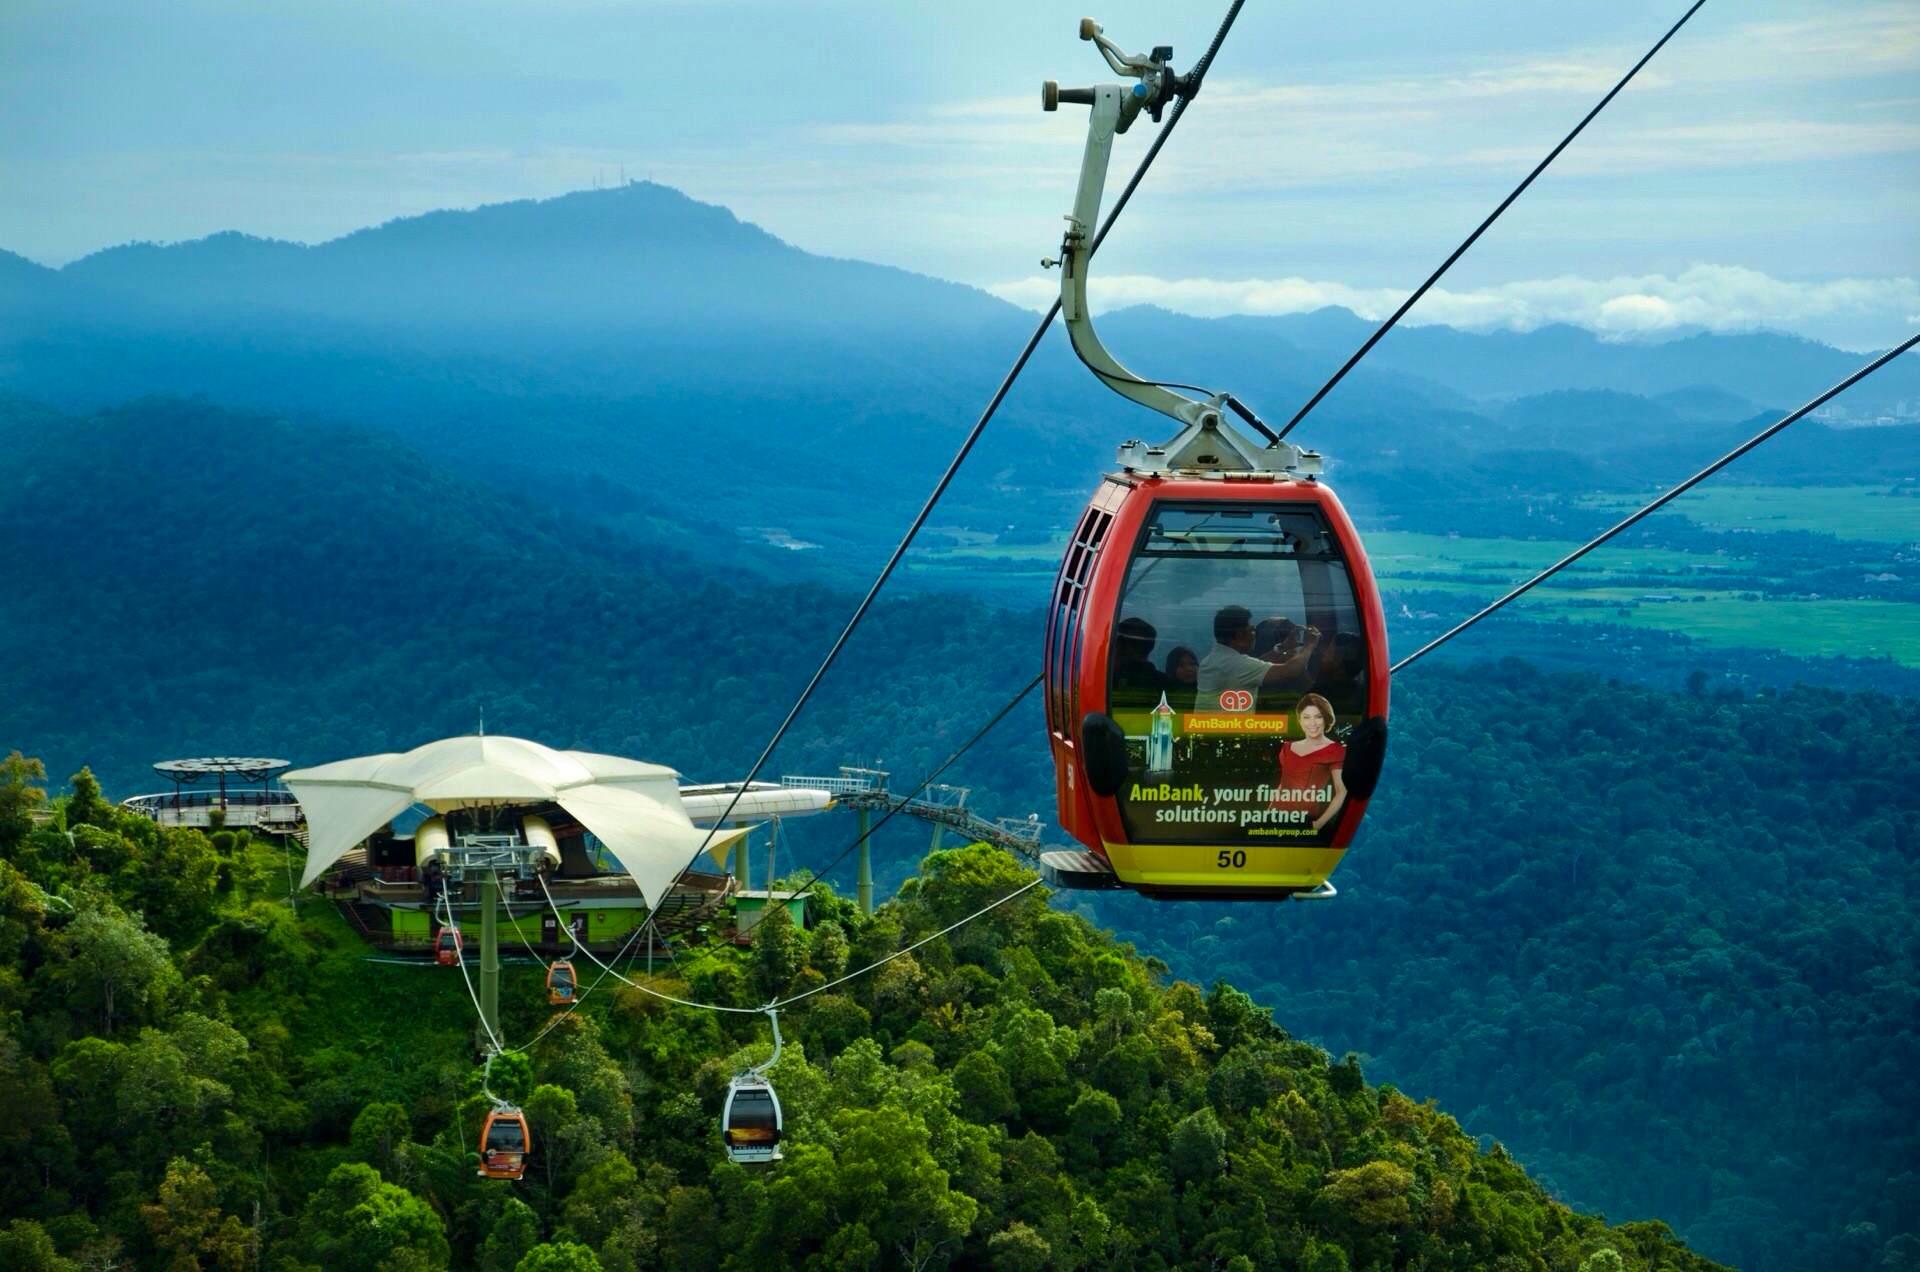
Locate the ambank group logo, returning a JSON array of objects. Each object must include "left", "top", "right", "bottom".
[{"left": 1217, "top": 689, "right": 1254, "bottom": 712}]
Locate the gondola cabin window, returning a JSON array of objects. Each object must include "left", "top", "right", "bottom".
[
  {"left": 486, "top": 1117, "right": 525, "bottom": 1154},
  {"left": 1107, "top": 502, "right": 1371, "bottom": 849},
  {"left": 1046, "top": 499, "right": 1116, "bottom": 737},
  {"left": 727, "top": 1089, "right": 778, "bottom": 1143}
]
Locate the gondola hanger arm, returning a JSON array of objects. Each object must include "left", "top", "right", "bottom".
[
  {"left": 751, "top": 1007, "right": 784, "bottom": 1076},
  {"left": 1044, "top": 15, "right": 1317, "bottom": 478},
  {"left": 1045, "top": 27, "right": 1212, "bottom": 433}
]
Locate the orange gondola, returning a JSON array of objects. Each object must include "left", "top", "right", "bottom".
[
  {"left": 477, "top": 1106, "right": 530, "bottom": 1180},
  {"left": 546, "top": 960, "right": 576, "bottom": 1005}
]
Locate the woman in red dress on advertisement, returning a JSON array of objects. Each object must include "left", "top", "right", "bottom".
[{"left": 1272, "top": 692, "right": 1348, "bottom": 839}]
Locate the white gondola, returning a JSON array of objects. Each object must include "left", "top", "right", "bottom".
[
  {"left": 721, "top": 1073, "right": 784, "bottom": 1164},
  {"left": 721, "top": 1009, "right": 786, "bottom": 1164}
]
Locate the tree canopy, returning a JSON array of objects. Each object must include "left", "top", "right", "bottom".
[{"left": 0, "top": 781, "right": 1727, "bottom": 1271}]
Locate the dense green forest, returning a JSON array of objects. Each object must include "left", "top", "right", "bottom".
[
  {"left": 0, "top": 759, "right": 1725, "bottom": 1271},
  {"left": 1087, "top": 667, "right": 1920, "bottom": 1272}
]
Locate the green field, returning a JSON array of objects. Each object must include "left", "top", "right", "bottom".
[
  {"left": 1580, "top": 484, "right": 1920, "bottom": 543},
  {"left": 1390, "top": 579, "right": 1920, "bottom": 666},
  {"left": 907, "top": 520, "right": 1920, "bottom": 666},
  {"left": 1366, "top": 530, "right": 1750, "bottom": 583}
]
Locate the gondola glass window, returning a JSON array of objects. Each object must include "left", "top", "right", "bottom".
[
  {"left": 1107, "top": 502, "right": 1371, "bottom": 848},
  {"left": 728, "top": 1089, "right": 777, "bottom": 1141},
  {"left": 485, "top": 1115, "right": 525, "bottom": 1154}
]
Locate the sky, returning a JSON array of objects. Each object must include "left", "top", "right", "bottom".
[{"left": 3, "top": 0, "right": 1916, "bottom": 348}]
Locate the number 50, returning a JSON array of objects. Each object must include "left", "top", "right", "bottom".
[{"left": 1216, "top": 850, "right": 1247, "bottom": 869}]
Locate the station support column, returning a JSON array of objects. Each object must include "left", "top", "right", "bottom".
[
  {"left": 929, "top": 823, "right": 946, "bottom": 854},
  {"left": 857, "top": 807, "right": 874, "bottom": 916},
  {"left": 479, "top": 874, "right": 501, "bottom": 1043}
]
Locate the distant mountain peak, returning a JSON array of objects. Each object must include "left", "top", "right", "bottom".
[{"left": 328, "top": 181, "right": 787, "bottom": 258}]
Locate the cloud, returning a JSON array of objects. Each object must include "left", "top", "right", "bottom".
[
  {"left": 812, "top": 3, "right": 1920, "bottom": 197},
  {"left": 1735, "top": 3, "right": 1920, "bottom": 72},
  {"left": 986, "top": 264, "right": 1920, "bottom": 348}
]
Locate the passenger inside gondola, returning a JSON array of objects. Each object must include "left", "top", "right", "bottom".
[
  {"left": 1197, "top": 605, "right": 1319, "bottom": 711},
  {"left": 1110, "top": 616, "right": 1169, "bottom": 707},
  {"left": 486, "top": 1116, "right": 525, "bottom": 1156}
]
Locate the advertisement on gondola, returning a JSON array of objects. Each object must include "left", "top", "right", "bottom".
[
  {"left": 1103, "top": 503, "right": 1371, "bottom": 852},
  {"left": 1109, "top": 688, "right": 1353, "bottom": 848}
]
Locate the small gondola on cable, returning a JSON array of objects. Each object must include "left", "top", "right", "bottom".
[
  {"left": 435, "top": 923, "right": 464, "bottom": 967},
  {"left": 546, "top": 960, "right": 577, "bottom": 1005},
  {"left": 1035, "top": 20, "right": 1390, "bottom": 902},
  {"left": 720, "top": 1012, "right": 785, "bottom": 1164},
  {"left": 477, "top": 1104, "right": 531, "bottom": 1180}
]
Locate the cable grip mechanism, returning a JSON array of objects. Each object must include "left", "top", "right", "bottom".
[{"left": 1043, "top": 17, "right": 1187, "bottom": 122}]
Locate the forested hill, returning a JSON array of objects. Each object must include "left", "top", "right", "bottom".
[
  {"left": 1086, "top": 667, "right": 1920, "bottom": 1272},
  {"left": 0, "top": 772, "right": 1725, "bottom": 1271}
]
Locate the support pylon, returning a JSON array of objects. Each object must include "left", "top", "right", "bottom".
[
  {"left": 857, "top": 807, "right": 874, "bottom": 915},
  {"left": 479, "top": 874, "right": 501, "bottom": 1042}
]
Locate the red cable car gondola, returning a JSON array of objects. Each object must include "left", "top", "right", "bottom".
[
  {"left": 546, "top": 960, "right": 576, "bottom": 1005},
  {"left": 476, "top": 1106, "right": 530, "bottom": 1180},
  {"left": 1042, "top": 476, "right": 1390, "bottom": 899},
  {"left": 1035, "top": 21, "right": 1389, "bottom": 900},
  {"left": 435, "top": 924, "right": 463, "bottom": 966}
]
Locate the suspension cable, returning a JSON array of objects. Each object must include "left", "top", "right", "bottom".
[
  {"left": 498, "top": 909, "right": 655, "bottom": 1054},
  {"left": 538, "top": 863, "right": 1043, "bottom": 1015},
  {"left": 1392, "top": 334, "right": 1919, "bottom": 673},
  {"left": 439, "top": 890, "right": 506, "bottom": 1054},
  {"left": 491, "top": 869, "right": 551, "bottom": 971},
  {"left": 541, "top": 872, "right": 764, "bottom": 1014},
  {"left": 1273, "top": 0, "right": 1708, "bottom": 441},
  {"left": 448, "top": 880, "right": 668, "bottom": 1057},
  {"left": 775, "top": 879, "right": 1044, "bottom": 1008},
  {"left": 652, "top": 0, "right": 1250, "bottom": 904},
  {"left": 769, "top": 672, "right": 1043, "bottom": 913}
]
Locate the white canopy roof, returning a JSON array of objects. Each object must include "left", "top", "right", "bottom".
[{"left": 283, "top": 735, "right": 748, "bottom": 908}]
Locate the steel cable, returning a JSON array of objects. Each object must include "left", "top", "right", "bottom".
[
  {"left": 1392, "top": 334, "right": 1920, "bottom": 672},
  {"left": 1274, "top": 0, "right": 1709, "bottom": 440},
  {"left": 766, "top": 672, "right": 1043, "bottom": 913}
]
